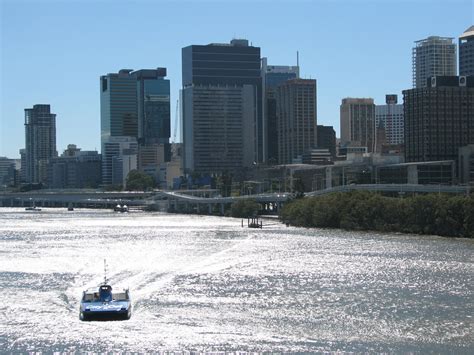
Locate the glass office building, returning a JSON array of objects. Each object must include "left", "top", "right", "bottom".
[
  {"left": 182, "top": 39, "right": 263, "bottom": 173},
  {"left": 100, "top": 68, "right": 170, "bottom": 184},
  {"left": 261, "top": 58, "right": 299, "bottom": 164},
  {"left": 460, "top": 26, "right": 474, "bottom": 76}
]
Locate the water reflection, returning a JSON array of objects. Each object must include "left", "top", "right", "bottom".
[{"left": 0, "top": 208, "right": 472, "bottom": 352}]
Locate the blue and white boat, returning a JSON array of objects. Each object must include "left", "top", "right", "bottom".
[{"left": 79, "top": 261, "right": 131, "bottom": 321}]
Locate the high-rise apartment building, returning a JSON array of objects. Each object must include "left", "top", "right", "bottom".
[
  {"left": 340, "top": 98, "right": 375, "bottom": 153},
  {"left": 412, "top": 36, "right": 457, "bottom": 88},
  {"left": 403, "top": 76, "right": 474, "bottom": 163},
  {"left": 24, "top": 104, "right": 57, "bottom": 184},
  {"left": 276, "top": 79, "right": 317, "bottom": 164},
  {"left": 459, "top": 26, "right": 474, "bottom": 76},
  {"left": 375, "top": 94, "right": 404, "bottom": 145},
  {"left": 262, "top": 58, "right": 299, "bottom": 164},
  {"left": 182, "top": 39, "right": 262, "bottom": 173}
]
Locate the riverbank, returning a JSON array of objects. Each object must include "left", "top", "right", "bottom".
[{"left": 280, "top": 191, "right": 474, "bottom": 238}]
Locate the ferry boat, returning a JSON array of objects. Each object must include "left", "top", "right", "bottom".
[{"left": 79, "top": 261, "right": 131, "bottom": 321}]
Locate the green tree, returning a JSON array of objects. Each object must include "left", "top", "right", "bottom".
[
  {"left": 230, "top": 199, "right": 261, "bottom": 218},
  {"left": 125, "top": 170, "right": 155, "bottom": 191}
]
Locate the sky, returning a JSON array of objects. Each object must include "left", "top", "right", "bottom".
[{"left": 1, "top": 0, "right": 473, "bottom": 159}]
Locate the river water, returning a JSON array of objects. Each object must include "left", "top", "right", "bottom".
[{"left": 0, "top": 208, "right": 473, "bottom": 352}]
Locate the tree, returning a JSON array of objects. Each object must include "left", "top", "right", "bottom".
[
  {"left": 230, "top": 199, "right": 261, "bottom": 218},
  {"left": 125, "top": 170, "right": 155, "bottom": 191}
]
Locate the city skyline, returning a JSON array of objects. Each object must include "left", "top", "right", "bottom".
[{"left": 1, "top": 0, "right": 473, "bottom": 158}]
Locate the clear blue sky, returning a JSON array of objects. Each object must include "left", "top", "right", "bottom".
[{"left": 1, "top": 0, "right": 473, "bottom": 158}]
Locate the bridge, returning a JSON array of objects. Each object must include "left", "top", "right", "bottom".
[
  {"left": 305, "top": 183, "right": 471, "bottom": 197},
  {"left": 0, "top": 183, "right": 470, "bottom": 214}
]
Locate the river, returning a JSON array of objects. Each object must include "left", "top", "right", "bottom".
[{"left": 0, "top": 208, "right": 472, "bottom": 352}]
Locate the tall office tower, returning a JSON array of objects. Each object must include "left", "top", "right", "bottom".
[
  {"left": 100, "top": 68, "right": 170, "bottom": 184},
  {"left": 135, "top": 68, "right": 170, "bottom": 146},
  {"left": 412, "top": 36, "right": 456, "bottom": 88},
  {"left": 375, "top": 94, "right": 404, "bottom": 145},
  {"left": 460, "top": 26, "right": 474, "bottom": 76},
  {"left": 340, "top": 98, "right": 376, "bottom": 153},
  {"left": 261, "top": 58, "right": 299, "bottom": 164},
  {"left": 100, "top": 69, "right": 138, "bottom": 146},
  {"left": 316, "top": 125, "right": 336, "bottom": 158},
  {"left": 182, "top": 39, "right": 262, "bottom": 173},
  {"left": 24, "top": 104, "right": 57, "bottom": 184},
  {"left": 102, "top": 137, "right": 138, "bottom": 186},
  {"left": 276, "top": 79, "right": 317, "bottom": 164},
  {"left": 183, "top": 85, "right": 256, "bottom": 173},
  {"left": 403, "top": 76, "right": 474, "bottom": 163}
]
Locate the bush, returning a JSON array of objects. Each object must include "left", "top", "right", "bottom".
[
  {"left": 230, "top": 199, "right": 261, "bottom": 218},
  {"left": 280, "top": 191, "right": 474, "bottom": 238}
]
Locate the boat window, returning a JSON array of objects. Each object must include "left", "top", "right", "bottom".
[{"left": 113, "top": 292, "right": 127, "bottom": 301}]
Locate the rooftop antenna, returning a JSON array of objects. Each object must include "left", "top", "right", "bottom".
[
  {"left": 297, "top": 51, "right": 300, "bottom": 78},
  {"left": 103, "top": 259, "right": 108, "bottom": 285}
]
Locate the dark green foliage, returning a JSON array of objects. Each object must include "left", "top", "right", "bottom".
[
  {"left": 125, "top": 170, "right": 155, "bottom": 191},
  {"left": 280, "top": 191, "right": 474, "bottom": 238},
  {"left": 230, "top": 199, "right": 261, "bottom": 218}
]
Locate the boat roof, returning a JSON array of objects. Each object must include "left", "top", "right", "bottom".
[{"left": 83, "top": 285, "right": 128, "bottom": 294}]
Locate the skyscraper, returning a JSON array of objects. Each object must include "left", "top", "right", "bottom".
[
  {"left": 134, "top": 68, "right": 170, "bottom": 146},
  {"left": 375, "top": 95, "right": 404, "bottom": 145},
  {"left": 24, "top": 104, "right": 57, "bottom": 184},
  {"left": 412, "top": 36, "right": 457, "bottom": 88},
  {"left": 403, "top": 76, "right": 474, "bottom": 163},
  {"left": 182, "top": 39, "right": 262, "bottom": 173},
  {"left": 276, "top": 79, "right": 317, "bottom": 164},
  {"left": 340, "top": 98, "right": 375, "bottom": 153},
  {"left": 100, "top": 68, "right": 170, "bottom": 184},
  {"left": 262, "top": 58, "right": 299, "bottom": 164},
  {"left": 459, "top": 26, "right": 474, "bottom": 76},
  {"left": 100, "top": 69, "right": 138, "bottom": 146}
]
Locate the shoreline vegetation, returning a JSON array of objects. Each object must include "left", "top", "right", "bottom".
[{"left": 279, "top": 191, "right": 474, "bottom": 238}]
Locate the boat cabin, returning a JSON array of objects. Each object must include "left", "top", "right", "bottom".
[{"left": 82, "top": 286, "right": 130, "bottom": 302}]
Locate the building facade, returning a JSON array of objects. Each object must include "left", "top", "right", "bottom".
[
  {"left": 48, "top": 146, "right": 101, "bottom": 188},
  {"left": 459, "top": 26, "right": 474, "bottom": 77},
  {"left": 403, "top": 76, "right": 474, "bottom": 164},
  {"left": 0, "top": 157, "right": 16, "bottom": 188},
  {"left": 100, "top": 68, "right": 170, "bottom": 184},
  {"left": 182, "top": 39, "right": 262, "bottom": 173},
  {"left": 412, "top": 36, "right": 457, "bottom": 88},
  {"left": 340, "top": 98, "right": 375, "bottom": 153},
  {"left": 316, "top": 125, "right": 336, "bottom": 158},
  {"left": 183, "top": 84, "right": 256, "bottom": 173},
  {"left": 100, "top": 69, "right": 138, "bottom": 146},
  {"left": 102, "top": 137, "right": 138, "bottom": 186},
  {"left": 262, "top": 58, "right": 299, "bottom": 164},
  {"left": 375, "top": 94, "right": 404, "bottom": 145},
  {"left": 276, "top": 79, "right": 317, "bottom": 164},
  {"left": 24, "top": 104, "right": 57, "bottom": 184}
]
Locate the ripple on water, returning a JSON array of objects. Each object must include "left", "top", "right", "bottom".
[{"left": 0, "top": 208, "right": 473, "bottom": 352}]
